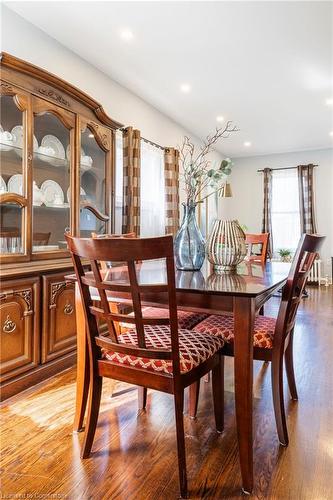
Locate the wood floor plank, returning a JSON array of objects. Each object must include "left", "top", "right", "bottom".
[{"left": 0, "top": 287, "right": 332, "bottom": 499}]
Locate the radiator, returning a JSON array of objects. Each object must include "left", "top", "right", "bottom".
[{"left": 308, "top": 259, "right": 322, "bottom": 285}]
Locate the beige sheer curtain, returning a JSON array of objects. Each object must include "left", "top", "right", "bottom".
[
  {"left": 122, "top": 127, "right": 141, "bottom": 236},
  {"left": 164, "top": 147, "right": 180, "bottom": 235},
  {"left": 297, "top": 164, "right": 317, "bottom": 234},
  {"left": 261, "top": 167, "right": 273, "bottom": 257}
]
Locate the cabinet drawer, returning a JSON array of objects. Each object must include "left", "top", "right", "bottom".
[
  {"left": 0, "top": 277, "right": 40, "bottom": 381},
  {"left": 42, "top": 273, "right": 76, "bottom": 363}
]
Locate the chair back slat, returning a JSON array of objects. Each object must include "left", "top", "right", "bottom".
[
  {"left": 275, "top": 234, "right": 325, "bottom": 340},
  {"left": 65, "top": 234, "right": 179, "bottom": 372},
  {"left": 89, "top": 258, "right": 119, "bottom": 342},
  {"left": 89, "top": 305, "right": 170, "bottom": 326},
  {"left": 127, "top": 259, "right": 146, "bottom": 348}
]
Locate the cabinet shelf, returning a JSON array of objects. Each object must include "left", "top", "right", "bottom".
[
  {"left": 0, "top": 143, "right": 70, "bottom": 169},
  {"left": 1, "top": 201, "right": 105, "bottom": 213},
  {"left": 0, "top": 143, "right": 93, "bottom": 172}
]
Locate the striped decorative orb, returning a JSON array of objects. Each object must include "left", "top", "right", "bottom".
[{"left": 207, "top": 219, "right": 247, "bottom": 273}]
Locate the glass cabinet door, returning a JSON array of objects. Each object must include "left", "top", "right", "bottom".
[
  {"left": 79, "top": 125, "right": 111, "bottom": 237},
  {"left": 32, "top": 100, "right": 74, "bottom": 254},
  {"left": 0, "top": 203, "right": 24, "bottom": 254},
  {"left": 0, "top": 94, "right": 27, "bottom": 256}
]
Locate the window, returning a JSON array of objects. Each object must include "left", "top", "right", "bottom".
[
  {"left": 271, "top": 168, "right": 301, "bottom": 254},
  {"left": 140, "top": 141, "right": 165, "bottom": 237},
  {"left": 114, "top": 130, "right": 123, "bottom": 233}
]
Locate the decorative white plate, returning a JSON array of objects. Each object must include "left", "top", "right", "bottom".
[
  {"left": 8, "top": 174, "right": 23, "bottom": 195},
  {"left": 45, "top": 202, "right": 70, "bottom": 209},
  {"left": 67, "top": 187, "right": 86, "bottom": 204},
  {"left": 11, "top": 125, "right": 38, "bottom": 151},
  {"left": 81, "top": 155, "right": 93, "bottom": 168},
  {"left": 0, "top": 130, "right": 13, "bottom": 151},
  {"left": 66, "top": 145, "right": 85, "bottom": 160},
  {"left": 41, "top": 135, "right": 65, "bottom": 159},
  {"left": 0, "top": 175, "right": 7, "bottom": 193},
  {"left": 41, "top": 180, "right": 64, "bottom": 206},
  {"left": 66, "top": 145, "right": 92, "bottom": 171}
]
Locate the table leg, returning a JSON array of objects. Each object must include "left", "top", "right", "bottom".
[
  {"left": 73, "top": 283, "right": 89, "bottom": 432},
  {"left": 233, "top": 296, "right": 255, "bottom": 494}
]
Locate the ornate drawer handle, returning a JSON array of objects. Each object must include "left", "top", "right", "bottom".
[
  {"left": 64, "top": 303, "right": 74, "bottom": 315},
  {"left": 3, "top": 315, "right": 17, "bottom": 333}
]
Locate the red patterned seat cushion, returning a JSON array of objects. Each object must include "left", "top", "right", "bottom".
[
  {"left": 103, "top": 325, "right": 224, "bottom": 375},
  {"left": 193, "top": 314, "right": 277, "bottom": 349},
  {"left": 120, "top": 307, "right": 208, "bottom": 331}
]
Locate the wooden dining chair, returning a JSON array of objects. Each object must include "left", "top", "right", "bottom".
[
  {"left": 75, "top": 232, "right": 210, "bottom": 431},
  {"left": 245, "top": 233, "right": 270, "bottom": 264},
  {"left": 33, "top": 232, "right": 51, "bottom": 246},
  {"left": 189, "top": 234, "right": 325, "bottom": 446},
  {"left": 66, "top": 234, "right": 225, "bottom": 498}
]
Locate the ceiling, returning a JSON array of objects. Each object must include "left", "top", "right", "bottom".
[{"left": 5, "top": 1, "right": 333, "bottom": 157}]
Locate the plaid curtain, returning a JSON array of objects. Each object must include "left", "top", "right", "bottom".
[
  {"left": 122, "top": 127, "right": 141, "bottom": 235},
  {"left": 297, "top": 164, "right": 317, "bottom": 234},
  {"left": 261, "top": 167, "right": 273, "bottom": 258},
  {"left": 164, "top": 148, "right": 180, "bottom": 235}
]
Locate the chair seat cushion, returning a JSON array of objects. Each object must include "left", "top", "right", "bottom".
[
  {"left": 193, "top": 314, "right": 276, "bottom": 349},
  {"left": 103, "top": 325, "right": 224, "bottom": 375},
  {"left": 120, "top": 307, "right": 208, "bottom": 331}
]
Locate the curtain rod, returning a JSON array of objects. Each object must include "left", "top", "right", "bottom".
[
  {"left": 141, "top": 136, "right": 165, "bottom": 151},
  {"left": 257, "top": 165, "right": 318, "bottom": 173},
  {"left": 120, "top": 128, "right": 165, "bottom": 151}
]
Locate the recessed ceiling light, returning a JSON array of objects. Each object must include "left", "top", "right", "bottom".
[
  {"left": 120, "top": 29, "right": 134, "bottom": 41},
  {"left": 325, "top": 98, "right": 333, "bottom": 106},
  {"left": 329, "top": 131, "right": 333, "bottom": 137},
  {"left": 244, "top": 141, "right": 252, "bottom": 147},
  {"left": 216, "top": 116, "right": 224, "bottom": 122},
  {"left": 88, "top": 133, "right": 94, "bottom": 138},
  {"left": 180, "top": 83, "right": 191, "bottom": 93}
]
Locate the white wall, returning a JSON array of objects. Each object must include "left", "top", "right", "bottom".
[
  {"left": 219, "top": 148, "right": 333, "bottom": 278},
  {"left": 1, "top": 5, "right": 222, "bottom": 224}
]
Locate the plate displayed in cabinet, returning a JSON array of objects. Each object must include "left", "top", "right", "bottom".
[
  {"left": 11, "top": 126, "right": 38, "bottom": 151},
  {"left": 0, "top": 175, "right": 7, "bottom": 193},
  {"left": 0, "top": 130, "right": 14, "bottom": 151},
  {"left": 41, "top": 135, "right": 65, "bottom": 159},
  {"left": 67, "top": 187, "right": 86, "bottom": 204},
  {"left": 66, "top": 145, "right": 92, "bottom": 171},
  {"left": 8, "top": 174, "right": 23, "bottom": 195},
  {"left": 45, "top": 202, "right": 70, "bottom": 209},
  {"left": 41, "top": 180, "right": 64, "bottom": 206}
]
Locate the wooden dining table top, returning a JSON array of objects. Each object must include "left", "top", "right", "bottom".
[{"left": 66, "top": 259, "right": 290, "bottom": 299}]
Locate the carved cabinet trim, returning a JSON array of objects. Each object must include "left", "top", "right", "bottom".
[
  {"left": 0, "top": 277, "right": 39, "bottom": 381},
  {"left": 42, "top": 273, "right": 77, "bottom": 363}
]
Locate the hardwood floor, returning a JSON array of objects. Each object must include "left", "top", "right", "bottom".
[{"left": 1, "top": 287, "right": 332, "bottom": 499}]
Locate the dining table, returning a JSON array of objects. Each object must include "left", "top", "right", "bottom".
[{"left": 67, "top": 258, "right": 289, "bottom": 494}]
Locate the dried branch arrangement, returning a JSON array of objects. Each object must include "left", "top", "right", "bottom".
[{"left": 179, "top": 121, "right": 239, "bottom": 205}]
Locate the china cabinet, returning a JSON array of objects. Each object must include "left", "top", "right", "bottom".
[{"left": 0, "top": 52, "right": 122, "bottom": 399}]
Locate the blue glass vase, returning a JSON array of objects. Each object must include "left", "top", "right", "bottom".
[{"left": 174, "top": 202, "right": 205, "bottom": 271}]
